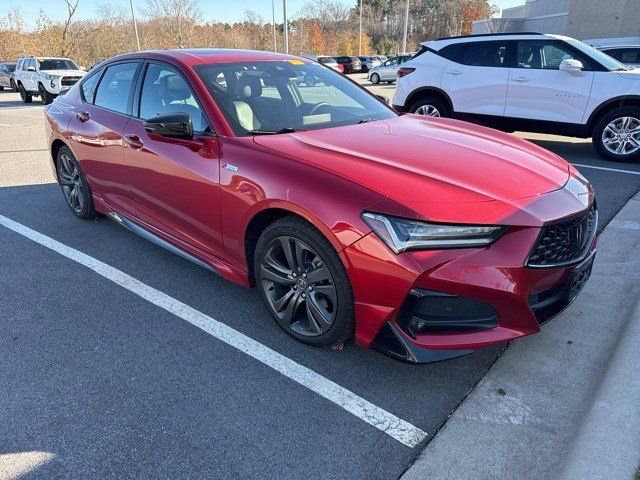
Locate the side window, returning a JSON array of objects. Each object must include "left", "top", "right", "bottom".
[
  {"left": 517, "top": 41, "right": 588, "bottom": 70},
  {"left": 385, "top": 57, "right": 399, "bottom": 66},
  {"left": 94, "top": 62, "right": 139, "bottom": 114},
  {"left": 139, "top": 63, "right": 208, "bottom": 132},
  {"left": 438, "top": 43, "right": 466, "bottom": 61},
  {"left": 457, "top": 41, "right": 510, "bottom": 67},
  {"left": 608, "top": 48, "right": 638, "bottom": 64},
  {"left": 80, "top": 71, "right": 101, "bottom": 104},
  {"left": 26, "top": 59, "right": 35, "bottom": 70}
]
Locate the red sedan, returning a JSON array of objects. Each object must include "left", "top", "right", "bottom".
[{"left": 44, "top": 49, "right": 597, "bottom": 363}]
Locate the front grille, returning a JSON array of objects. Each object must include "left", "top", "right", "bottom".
[
  {"left": 61, "top": 76, "right": 81, "bottom": 86},
  {"left": 526, "top": 204, "right": 597, "bottom": 268}
]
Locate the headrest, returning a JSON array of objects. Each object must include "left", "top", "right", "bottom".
[
  {"left": 236, "top": 74, "right": 262, "bottom": 99},
  {"left": 159, "top": 74, "right": 190, "bottom": 101}
]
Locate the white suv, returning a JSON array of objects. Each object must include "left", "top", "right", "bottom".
[
  {"left": 393, "top": 33, "right": 640, "bottom": 162},
  {"left": 14, "top": 57, "right": 85, "bottom": 105}
]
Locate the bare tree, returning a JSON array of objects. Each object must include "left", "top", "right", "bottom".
[{"left": 143, "top": 0, "right": 201, "bottom": 49}]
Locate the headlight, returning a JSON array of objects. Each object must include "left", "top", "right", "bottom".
[
  {"left": 45, "top": 74, "right": 60, "bottom": 81},
  {"left": 361, "top": 212, "right": 506, "bottom": 253}
]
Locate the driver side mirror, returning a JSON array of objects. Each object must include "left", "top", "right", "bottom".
[
  {"left": 559, "top": 59, "right": 584, "bottom": 76},
  {"left": 144, "top": 113, "right": 193, "bottom": 140},
  {"left": 26, "top": 66, "right": 35, "bottom": 72}
]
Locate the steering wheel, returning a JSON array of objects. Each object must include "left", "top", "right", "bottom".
[{"left": 310, "top": 102, "right": 331, "bottom": 116}]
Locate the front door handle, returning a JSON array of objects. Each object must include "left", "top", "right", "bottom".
[
  {"left": 446, "top": 70, "right": 462, "bottom": 76},
  {"left": 125, "top": 134, "right": 144, "bottom": 149},
  {"left": 76, "top": 111, "right": 91, "bottom": 122},
  {"left": 512, "top": 76, "right": 529, "bottom": 83}
]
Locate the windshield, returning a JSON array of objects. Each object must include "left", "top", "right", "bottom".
[
  {"left": 6, "top": 63, "right": 16, "bottom": 72},
  {"left": 564, "top": 38, "right": 628, "bottom": 71},
  {"left": 38, "top": 59, "right": 78, "bottom": 71},
  {"left": 195, "top": 60, "right": 395, "bottom": 136}
]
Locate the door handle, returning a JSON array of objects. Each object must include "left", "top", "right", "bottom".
[
  {"left": 512, "top": 76, "right": 529, "bottom": 83},
  {"left": 125, "top": 134, "right": 144, "bottom": 149},
  {"left": 446, "top": 70, "right": 462, "bottom": 76},
  {"left": 76, "top": 111, "right": 91, "bottom": 122}
]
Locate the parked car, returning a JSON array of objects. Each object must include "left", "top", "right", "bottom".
[
  {"left": 334, "top": 56, "right": 362, "bottom": 73},
  {"left": 13, "top": 56, "right": 86, "bottom": 104},
  {"left": 44, "top": 49, "right": 597, "bottom": 363},
  {"left": 358, "top": 56, "right": 383, "bottom": 72},
  {"left": 301, "top": 55, "right": 344, "bottom": 73},
  {"left": 394, "top": 33, "right": 640, "bottom": 162},
  {"left": 0, "top": 62, "right": 16, "bottom": 91},
  {"left": 368, "top": 54, "right": 413, "bottom": 84},
  {"left": 598, "top": 45, "right": 640, "bottom": 69}
]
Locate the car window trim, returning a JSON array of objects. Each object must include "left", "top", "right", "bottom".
[
  {"left": 90, "top": 60, "right": 143, "bottom": 117},
  {"left": 78, "top": 68, "right": 105, "bottom": 104},
  {"left": 513, "top": 39, "right": 600, "bottom": 72},
  {"left": 133, "top": 59, "right": 215, "bottom": 136}
]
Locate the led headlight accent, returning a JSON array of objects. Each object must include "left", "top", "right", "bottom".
[{"left": 361, "top": 212, "right": 506, "bottom": 253}]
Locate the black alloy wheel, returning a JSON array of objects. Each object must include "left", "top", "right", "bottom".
[
  {"left": 254, "top": 216, "right": 355, "bottom": 346},
  {"left": 56, "top": 146, "right": 98, "bottom": 219}
]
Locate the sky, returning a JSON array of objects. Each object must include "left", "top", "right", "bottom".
[{"left": 2, "top": 0, "right": 525, "bottom": 28}]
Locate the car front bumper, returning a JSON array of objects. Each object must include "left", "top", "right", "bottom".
[{"left": 343, "top": 220, "right": 597, "bottom": 363}]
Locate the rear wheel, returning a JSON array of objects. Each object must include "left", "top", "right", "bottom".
[
  {"left": 56, "top": 146, "right": 98, "bottom": 220},
  {"left": 592, "top": 107, "right": 640, "bottom": 162},
  {"left": 18, "top": 83, "right": 32, "bottom": 103},
  {"left": 0, "top": 86, "right": 4, "bottom": 91},
  {"left": 370, "top": 73, "right": 380, "bottom": 84},
  {"left": 410, "top": 96, "right": 449, "bottom": 118},
  {"left": 254, "top": 216, "right": 355, "bottom": 347}
]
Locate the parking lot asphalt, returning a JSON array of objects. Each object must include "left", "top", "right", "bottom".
[{"left": 1, "top": 85, "right": 640, "bottom": 479}]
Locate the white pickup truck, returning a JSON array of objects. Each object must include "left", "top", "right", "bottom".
[{"left": 14, "top": 57, "right": 86, "bottom": 104}]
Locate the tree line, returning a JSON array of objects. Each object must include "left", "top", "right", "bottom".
[{"left": 0, "top": 0, "right": 494, "bottom": 67}]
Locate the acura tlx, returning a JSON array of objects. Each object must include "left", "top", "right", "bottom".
[{"left": 44, "top": 49, "right": 597, "bottom": 362}]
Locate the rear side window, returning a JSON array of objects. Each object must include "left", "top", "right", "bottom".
[
  {"left": 606, "top": 48, "right": 639, "bottom": 64},
  {"left": 457, "top": 41, "right": 510, "bottom": 67},
  {"left": 438, "top": 43, "right": 466, "bottom": 61},
  {"left": 94, "top": 62, "right": 139, "bottom": 114},
  {"left": 81, "top": 71, "right": 101, "bottom": 104}
]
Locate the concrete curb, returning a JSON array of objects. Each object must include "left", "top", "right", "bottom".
[{"left": 401, "top": 192, "right": 640, "bottom": 480}]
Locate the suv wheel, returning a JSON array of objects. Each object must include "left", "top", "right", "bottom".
[
  {"left": 593, "top": 107, "right": 640, "bottom": 162},
  {"left": 18, "top": 83, "right": 32, "bottom": 103},
  {"left": 254, "top": 216, "right": 355, "bottom": 347},
  {"left": 56, "top": 146, "right": 98, "bottom": 220},
  {"left": 370, "top": 73, "right": 380, "bottom": 84},
  {"left": 38, "top": 83, "right": 55, "bottom": 105},
  {"left": 10, "top": 79, "right": 18, "bottom": 92},
  {"left": 410, "top": 96, "right": 448, "bottom": 117}
]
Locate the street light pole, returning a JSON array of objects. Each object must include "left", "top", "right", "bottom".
[
  {"left": 129, "top": 0, "right": 141, "bottom": 52},
  {"left": 359, "top": 0, "right": 363, "bottom": 56},
  {"left": 283, "top": 0, "right": 289, "bottom": 54},
  {"left": 401, "top": 0, "right": 409, "bottom": 54},
  {"left": 272, "top": 0, "right": 277, "bottom": 52}
]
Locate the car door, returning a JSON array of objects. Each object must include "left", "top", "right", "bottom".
[
  {"left": 24, "top": 59, "right": 37, "bottom": 90},
  {"left": 379, "top": 57, "right": 399, "bottom": 80},
  {"left": 122, "top": 61, "right": 224, "bottom": 259},
  {"left": 67, "top": 61, "right": 142, "bottom": 218},
  {"left": 441, "top": 40, "right": 512, "bottom": 116},
  {"left": 505, "top": 40, "right": 595, "bottom": 123}
]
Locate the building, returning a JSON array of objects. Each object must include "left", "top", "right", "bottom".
[{"left": 472, "top": 0, "right": 640, "bottom": 46}]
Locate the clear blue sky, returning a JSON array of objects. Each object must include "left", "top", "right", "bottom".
[{"left": 2, "top": 0, "right": 525, "bottom": 28}]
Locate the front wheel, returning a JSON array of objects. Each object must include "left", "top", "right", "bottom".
[
  {"left": 592, "top": 107, "right": 640, "bottom": 162},
  {"left": 39, "top": 83, "right": 55, "bottom": 105},
  {"left": 254, "top": 216, "right": 355, "bottom": 347},
  {"left": 18, "top": 83, "right": 32, "bottom": 103},
  {"left": 410, "top": 96, "right": 449, "bottom": 117},
  {"left": 10, "top": 79, "right": 18, "bottom": 92},
  {"left": 370, "top": 73, "right": 380, "bottom": 84},
  {"left": 56, "top": 146, "right": 99, "bottom": 220}
]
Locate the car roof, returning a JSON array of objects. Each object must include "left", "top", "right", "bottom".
[
  {"left": 103, "top": 49, "right": 305, "bottom": 67},
  {"left": 421, "top": 33, "right": 569, "bottom": 51}
]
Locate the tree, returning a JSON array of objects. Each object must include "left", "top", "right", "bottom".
[{"left": 143, "top": 0, "right": 201, "bottom": 49}]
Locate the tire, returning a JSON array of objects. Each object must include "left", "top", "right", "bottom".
[
  {"left": 592, "top": 107, "right": 640, "bottom": 162},
  {"left": 362, "top": 66, "right": 369, "bottom": 73},
  {"left": 18, "top": 83, "right": 32, "bottom": 103},
  {"left": 56, "top": 146, "right": 99, "bottom": 220},
  {"left": 253, "top": 216, "right": 355, "bottom": 347},
  {"left": 10, "top": 79, "right": 18, "bottom": 92},
  {"left": 0, "top": 86, "right": 4, "bottom": 91},
  {"left": 39, "top": 83, "right": 55, "bottom": 105},
  {"left": 370, "top": 73, "right": 380, "bottom": 84},
  {"left": 410, "top": 96, "right": 449, "bottom": 118}
]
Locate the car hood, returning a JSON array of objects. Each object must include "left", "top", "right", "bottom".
[
  {"left": 40, "top": 69, "right": 85, "bottom": 77},
  {"left": 252, "top": 115, "right": 586, "bottom": 226}
]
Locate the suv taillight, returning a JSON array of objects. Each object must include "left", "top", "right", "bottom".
[{"left": 397, "top": 67, "right": 415, "bottom": 78}]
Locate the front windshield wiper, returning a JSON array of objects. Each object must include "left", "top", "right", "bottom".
[{"left": 247, "top": 127, "right": 304, "bottom": 135}]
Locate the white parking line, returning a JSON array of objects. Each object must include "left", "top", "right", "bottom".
[
  {"left": 573, "top": 163, "right": 640, "bottom": 176},
  {"left": 0, "top": 213, "right": 428, "bottom": 448}
]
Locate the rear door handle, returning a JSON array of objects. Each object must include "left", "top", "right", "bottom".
[
  {"left": 446, "top": 70, "right": 462, "bottom": 76},
  {"left": 125, "top": 134, "right": 144, "bottom": 149},
  {"left": 512, "top": 76, "right": 529, "bottom": 83},
  {"left": 76, "top": 111, "right": 90, "bottom": 122}
]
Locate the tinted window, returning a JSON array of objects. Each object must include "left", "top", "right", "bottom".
[
  {"left": 139, "top": 63, "right": 208, "bottom": 132},
  {"left": 438, "top": 43, "right": 466, "bottom": 61},
  {"left": 606, "top": 48, "right": 639, "bottom": 64},
  {"left": 38, "top": 59, "right": 78, "bottom": 70},
  {"left": 81, "top": 71, "right": 101, "bottom": 104},
  {"left": 94, "top": 62, "right": 139, "bottom": 114},
  {"left": 27, "top": 59, "right": 36, "bottom": 69},
  {"left": 517, "top": 41, "right": 588, "bottom": 70},
  {"left": 384, "top": 57, "right": 399, "bottom": 66},
  {"left": 457, "top": 41, "right": 510, "bottom": 67}
]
